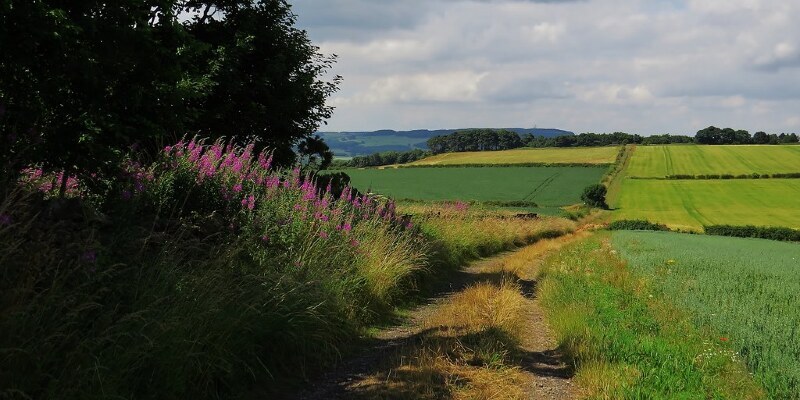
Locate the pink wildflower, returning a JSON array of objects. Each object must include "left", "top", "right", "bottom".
[
  {"left": 319, "top": 231, "right": 329, "bottom": 239},
  {"left": 233, "top": 184, "right": 243, "bottom": 193}
]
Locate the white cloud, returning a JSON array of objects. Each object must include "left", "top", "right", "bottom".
[{"left": 292, "top": 0, "right": 800, "bottom": 134}]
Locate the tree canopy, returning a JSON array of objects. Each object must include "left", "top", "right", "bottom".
[{"left": 0, "top": 0, "right": 340, "bottom": 186}]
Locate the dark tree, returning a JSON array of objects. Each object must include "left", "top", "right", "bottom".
[
  {"left": 581, "top": 184, "right": 607, "bottom": 209},
  {"left": 0, "top": 0, "right": 340, "bottom": 188},
  {"left": 753, "top": 131, "right": 769, "bottom": 144}
]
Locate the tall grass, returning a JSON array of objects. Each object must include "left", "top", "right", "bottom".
[
  {"left": 400, "top": 201, "right": 576, "bottom": 269},
  {"left": 538, "top": 234, "right": 763, "bottom": 399},
  {"left": 0, "top": 139, "right": 427, "bottom": 399},
  {"left": 0, "top": 139, "right": 574, "bottom": 399}
]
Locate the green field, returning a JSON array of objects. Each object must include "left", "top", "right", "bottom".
[
  {"left": 615, "top": 178, "right": 800, "bottom": 230},
  {"left": 628, "top": 145, "right": 800, "bottom": 177},
  {"left": 339, "top": 166, "right": 606, "bottom": 207},
  {"left": 411, "top": 146, "right": 618, "bottom": 165},
  {"left": 612, "top": 231, "right": 800, "bottom": 399}
]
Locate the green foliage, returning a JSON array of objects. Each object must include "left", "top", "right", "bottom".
[
  {"left": 339, "top": 148, "right": 430, "bottom": 168},
  {"left": 580, "top": 183, "right": 607, "bottom": 208},
  {"left": 427, "top": 129, "right": 523, "bottom": 154},
  {"left": 0, "top": 0, "right": 339, "bottom": 184},
  {"left": 696, "top": 126, "right": 798, "bottom": 145},
  {"left": 607, "top": 219, "right": 669, "bottom": 231},
  {"left": 336, "top": 166, "right": 607, "bottom": 207},
  {"left": 704, "top": 224, "right": 800, "bottom": 242},
  {"left": 525, "top": 131, "right": 693, "bottom": 148},
  {"left": 613, "top": 231, "right": 800, "bottom": 398}
]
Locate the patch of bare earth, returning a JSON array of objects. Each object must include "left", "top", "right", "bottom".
[{"left": 288, "top": 232, "right": 589, "bottom": 400}]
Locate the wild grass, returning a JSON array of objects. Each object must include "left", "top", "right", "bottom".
[
  {"left": 537, "top": 233, "right": 764, "bottom": 399},
  {"left": 0, "top": 139, "right": 427, "bottom": 399},
  {"left": 0, "top": 139, "right": 577, "bottom": 398},
  {"left": 349, "top": 281, "right": 531, "bottom": 400},
  {"left": 612, "top": 230, "right": 800, "bottom": 399},
  {"left": 400, "top": 202, "right": 576, "bottom": 268},
  {"left": 342, "top": 220, "right": 581, "bottom": 399}
]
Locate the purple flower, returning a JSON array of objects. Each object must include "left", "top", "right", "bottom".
[
  {"left": 318, "top": 231, "right": 329, "bottom": 239},
  {"left": 0, "top": 214, "right": 12, "bottom": 226},
  {"left": 233, "top": 183, "right": 243, "bottom": 193},
  {"left": 350, "top": 239, "right": 360, "bottom": 247},
  {"left": 261, "top": 235, "right": 270, "bottom": 243},
  {"left": 82, "top": 250, "right": 97, "bottom": 264},
  {"left": 246, "top": 195, "right": 255, "bottom": 211}
]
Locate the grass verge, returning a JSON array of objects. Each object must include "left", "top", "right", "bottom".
[{"left": 537, "top": 233, "right": 764, "bottom": 399}]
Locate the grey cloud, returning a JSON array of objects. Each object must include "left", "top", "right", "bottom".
[{"left": 292, "top": 0, "right": 800, "bottom": 133}]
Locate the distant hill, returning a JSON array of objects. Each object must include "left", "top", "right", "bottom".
[{"left": 318, "top": 128, "right": 573, "bottom": 157}]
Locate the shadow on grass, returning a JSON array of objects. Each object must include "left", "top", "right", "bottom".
[
  {"left": 286, "top": 266, "right": 572, "bottom": 400},
  {"left": 289, "top": 326, "right": 574, "bottom": 399}
]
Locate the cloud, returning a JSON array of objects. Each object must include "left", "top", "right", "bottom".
[{"left": 292, "top": 0, "right": 800, "bottom": 134}]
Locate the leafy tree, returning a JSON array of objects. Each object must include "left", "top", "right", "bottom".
[
  {"left": 753, "top": 131, "right": 769, "bottom": 144},
  {"left": 0, "top": 0, "right": 340, "bottom": 191},
  {"left": 581, "top": 184, "right": 607, "bottom": 209}
]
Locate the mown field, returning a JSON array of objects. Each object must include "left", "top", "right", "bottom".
[
  {"left": 339, "top": 166, "right": 606, "bottom": 207},
  {"left": 612, "top": 230, "right": 800, "bottom": 399},
  {"left": 628, "top": 144, "right": 800, "bottom": 177},
  {"left": 411, "top": 146, "right": 618, "bottom": 165},
  {"left": 615, "top": 178, "right": 800, "bottom": 230}
]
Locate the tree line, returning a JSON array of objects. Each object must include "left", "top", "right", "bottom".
[
  {"left": 695, "top": 126, "right": 798, "bottom": 145},
  {"left": 427, "top": 129, "right": 524, "bottom": 154},
  {"left": 333, "top": 149, "right": 429, "bottom": 168},
  {"left": 423, "top": 127, "right": 797, "bottom": 157}
]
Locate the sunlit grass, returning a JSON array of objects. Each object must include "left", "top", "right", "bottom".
[
  {"left": 538, "top": 233, "right": 764, "bottom": 399},
  {"left": 613, "top": 230, "right": 800, "bottom": 399}
]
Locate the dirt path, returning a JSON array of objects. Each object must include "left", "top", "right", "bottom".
[{"left": 288, "top": 232, "right": 588, "bottom": 399}]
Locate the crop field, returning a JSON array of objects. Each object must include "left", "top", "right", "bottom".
[
  {"left": 612, "top": 231, "right": 800, "bottom": 399},
  {"left": 628, "top": 145, "right": 800, "bottom": 177},
  {"left": 411, "top": 146, "right": 618, "bottom": 165},
  {"left": 614, "top": 178, "right": 800, "bottom": 230},
  {"left": 338, "top": 166, "right": 606, "bottom": 207}
]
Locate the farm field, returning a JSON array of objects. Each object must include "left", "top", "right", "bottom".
[
  {"left": 628, "top": 144, "right": 800, "bottom": 177},
  {"left": 614, "top": 178, "right": 800, "bottom": 230},
  {"left": 338, "top": 166, "right": 606, "bottom": 207},
  {"left": 612, "top": 231, "right": 800, "bottom": 399},
  {"left": 411, "top": 146, "right": 618, "bottom": 165}
]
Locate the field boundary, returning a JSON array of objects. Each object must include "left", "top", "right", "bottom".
[
  {"left": 394, "top": 163, "right": 611, "bottom": 169},
  {"left": 628, "top": 172, "right": 800, "bottom": 180},
  {"left": 604, "top": 145, "right": 634, "bottom": 207}
]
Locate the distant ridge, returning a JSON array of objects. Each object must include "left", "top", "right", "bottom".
[{"left": 318, "top": 128, "right": 573, "bottom": 157}]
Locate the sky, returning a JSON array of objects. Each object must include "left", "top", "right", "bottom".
[{"left": 290, "top": 0, "right": 800, "bottom": 135}]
